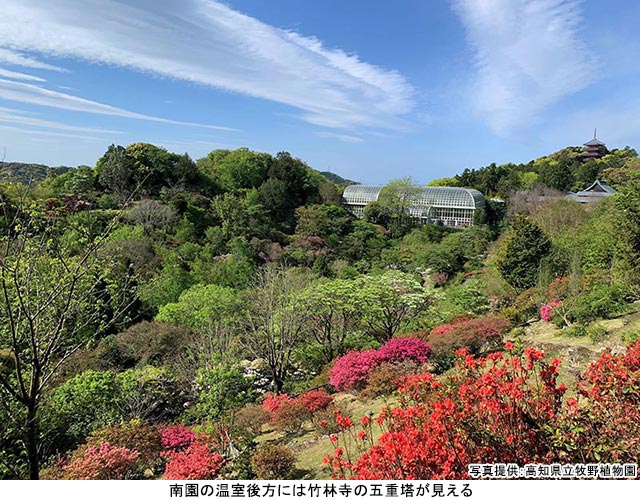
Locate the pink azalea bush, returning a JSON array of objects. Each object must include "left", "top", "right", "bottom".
[
  {"left": 329, "top": 338, "right": 432, "bottom": 391},
  {"left": 160, "top": 424, "right": 196, "bottom": 451},
  {"left": 541, "top": 300, "right": 562, "bottom": 322},
  {"left": 61, "top": 442, "right": 140, "bottom": 480},
  {"left": 377, "top": 337, "right": 431, "bottom": 364},
  {"left": 329, "top": 349, "right": 383, "bottom": 392}
]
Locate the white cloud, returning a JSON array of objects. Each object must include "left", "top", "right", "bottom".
[
  {"left": 453, "top": 0, "right": 594, "bottom": 135},
  {"left": 315, "top": 131, "right": 365, "bottom": 143},
  {"left": 0, "top": 79, "right": 238, "bottom": 131},
  {"left": 0, "top": 123, "right": 109, "bottom": 142},
  {"left": 0, "top": 48, "right": 65, "bottom": 72},
  {"left": 0, "top": 67, "right": 45, "bottom": 82},
  {"left": 0, "top": 106, "right": 122, "bottom": 135},
  {"left": 0, "top": 0, "right": 414, "bottom": 131}
]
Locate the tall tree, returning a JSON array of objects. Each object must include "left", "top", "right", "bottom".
[
  {"left": 241, "top": 267, "right": 310, "bottom": 393},
  {"left": 495, "top": 215, "right": 551, "bottom": 291},
  {"left": 298, "top": 278, "right": 362, "bottom": 362},
  {"left": 0, "top": 196, "right": 136, "bottom": 479},
  {"left": 356, "top": 271, "right": 439, "bottom": 341},
  {"left": 376, "top": 177, "right": 422, "bottom": 236}
]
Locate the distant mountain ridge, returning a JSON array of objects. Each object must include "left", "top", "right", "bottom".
[
  {"left": 0, "top": 162, "right": 51, "bottom": 185},
  {"left": 319, "top": 170, "right": 354, "bottom": 185}
]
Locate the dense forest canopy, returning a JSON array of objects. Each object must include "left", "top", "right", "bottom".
[{"left": 1, "top": 141, "right": 640, "bottom": 480}]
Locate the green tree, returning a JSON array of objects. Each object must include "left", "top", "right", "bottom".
[
  {"left": 356, "top": 271, "right": 439, "bottom": 340},
  {"left": 0, "top": 201, "right": 136, "bottom": 478},
  {"left": 96, "top": 144, "right": 133, "bottom": 203},
  {"left": 495, "top": 215, "right": 551, "bottom": 290},
  {"left": 537, "top": 159, "right": 574, "bottom": 192},
  {"left": 241, "top": 267, "right": 310, "bottom": 392},
  {"left": 194, "top": 361, "right": 254, "bottom": 421},
  {"left": 376, "top": 177, "right": 422, "bottom": 236},
  {"left": 298, "top": 278, "right": 363, "bottom": 362}
]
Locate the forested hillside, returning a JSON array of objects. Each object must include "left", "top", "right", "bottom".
[{"left": 1, "top": 141, "right": 640, "bottom": 480}]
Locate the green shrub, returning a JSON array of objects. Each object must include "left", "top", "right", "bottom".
[
  {"left": 251, "top": 444, "right": 296, "bottom": 479},
  {"left": 563, "top": 324, "right": 588, "bottom": 337},
  {"left": 587, "top": 325, "right": 608, "bottom": 343},
  {"left": 567, "top": 284, "right": 627, "bottom": 324},
  {"left": 194, "top": 363, "right": 255, "bottom": 421}
]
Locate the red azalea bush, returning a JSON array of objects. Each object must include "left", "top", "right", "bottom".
[
  {"left": 325, "top": 340, "right": 640, "bottom": 479},
  {"left": 163, "top": 441, "right": 225, "bottom": 480},
  {"left": 325, "top": 343, "right": 566, "bottom": 479},
  {"left": 329, "top": 349, "right": 383, "bottom": 392},
  {"left": 61, "top": 442, "right": 140, "bottom": 480},
  {"left": 427, "top": 315, "right": 510, "bottom": 356},
  {"left": 262, "top": 393, "right": 293, "bottom": 414},
  {"left": 555, "top": 339, "right": 640, "bottom": 462},
  {"left": 263, "top": 390, "right": 334, "bottom": 432},
  {"left": 430, "top": 318, "right": 469, "bottom": 336},
  {"left": 159, "top": 424, "right": 196, "bottom": 451},
  {"left": 298, "top": 389, "right": 333, "bottom": 414}
]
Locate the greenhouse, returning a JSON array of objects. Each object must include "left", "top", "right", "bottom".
[{"left": 342, "top": 184, "right": 486, "bottom": 227}]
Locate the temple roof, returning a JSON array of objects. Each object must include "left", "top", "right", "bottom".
[
  {"left": 583, "top": 138, "right": 605, "bottom": 147},
  {"left": 578, "top": 179, "right": 616, "bottom": 195}
]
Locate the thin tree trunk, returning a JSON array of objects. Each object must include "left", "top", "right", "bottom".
[{"left": 26, "top": 402, "right": 39, "bottom": 480}]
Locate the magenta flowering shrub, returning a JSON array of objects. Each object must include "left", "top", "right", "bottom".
[
  {"left": 541, "top": 300, "right": 562, "bottom": 322},
  {"left": 160, "top": 424, "right": 196, "bottom": 451},
  {"left": 329, "top": 338, "right": 432, "bottom": 392},
  {"left": 377, "top": 337, "right": 432, "bottom": 364},
  {"left": 329, "top": 349, "right": 383, "bottom": 392}
]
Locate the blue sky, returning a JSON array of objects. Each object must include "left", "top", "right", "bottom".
[{"left": 0, "top": 0, "right": 639, "bottom": 184}]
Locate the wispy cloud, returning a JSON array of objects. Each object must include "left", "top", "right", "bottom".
[
  {"left": 0, "top": 123, "right": 110, "bottom": 142},
  {"left": 315, "top": 131, "right": 365, "bottom": 143},
  {"left": 0, "top": 48, "right": 65, "bottom": 72},
  {"left": 0, "top": 0, "right": 414, "bottom": 131},
  {"left": 453, "top": 0, "right": 594, "bottom": 135},
  {"left": 0, "top": 79, "right": 238, "bottom": 131},
  {"left": 0, "top": 106, "right": 122, "bottom": 135},
  {"left": 0, "top": 67, "right": 45, "bottom": 82}
]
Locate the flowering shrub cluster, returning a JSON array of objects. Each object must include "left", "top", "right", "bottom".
[
  {"left": 329, "top": 349, "right": 382, "bottom": 392},
  {"left": 324, "top": 340, "right": 640, "bottom": 479},
  {"left": 159, "top": 424, "right": 196, "bottom": 451},
  {"left": 262, "top": 393, "right": 293, "bottom": 414},
  {"left": 297, "top": 390, "right": 334, "bottom": 414},
  {"left": 555, "top": 339, "right": 640, "bottom": 462},
  {"left": 425, "top": 316, "right": 510, "bottom": 362},
  {"left": 85, "top": 420, "right": 162, "bottom": 475},
  {"left": 329, "top": 338, "right": 431, "bottom": 391},
  {"left": 262, "top": 389, "right": 334, "bottom": 432},
  {"left": 162, "top": 440, "right": 224, "bottom": 480},
  {"left": 60, "top": 442, "right": 140, "bottom": 480},
  {"left": 377, "top": 337, "right": 431, "bottom": 364},
  {"left": 540, "top": 300, "right": 562, "bottom": 322},
  {"left": 325, "top": 343, "right": 566, "bottom": 479}
]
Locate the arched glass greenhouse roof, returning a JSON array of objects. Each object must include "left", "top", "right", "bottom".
[
  {"left": 342, "top": 184, "right": 384, "bottom": 204},
  {"left": 343, "top": 184, "right": 485, "bottom": 208}
]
